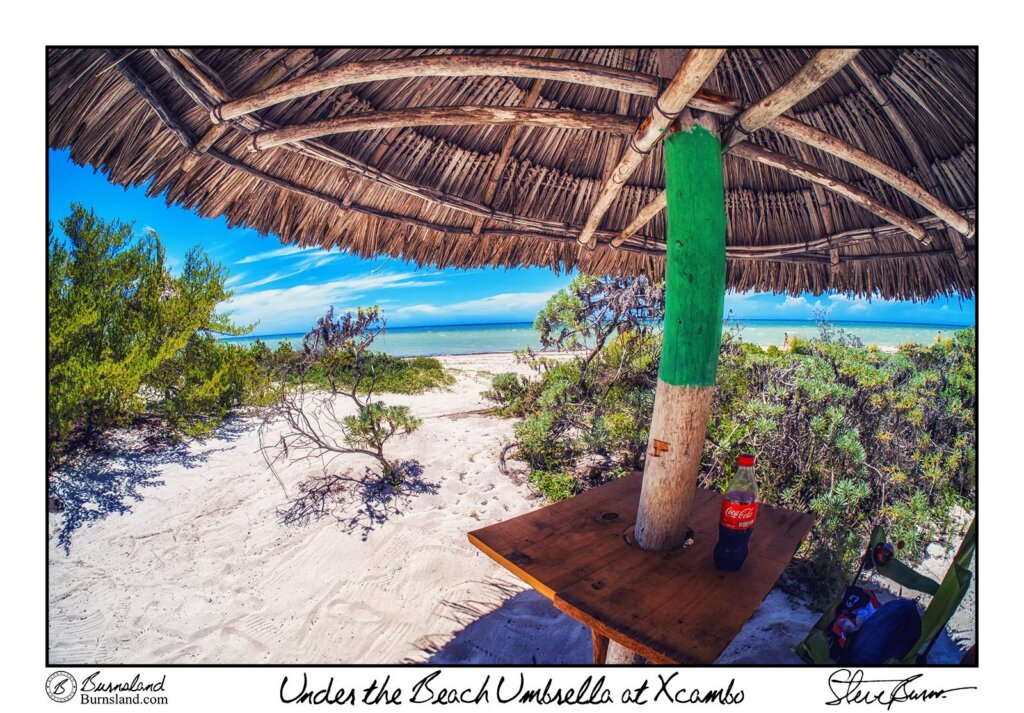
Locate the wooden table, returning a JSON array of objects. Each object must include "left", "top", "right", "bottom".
[{"left": 468, "top": 471, "right": 813, "bottom": 664}]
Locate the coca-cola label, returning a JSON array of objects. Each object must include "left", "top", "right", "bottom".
[{"left": 719, "top": 500, "right": 758, "bottom": 530}]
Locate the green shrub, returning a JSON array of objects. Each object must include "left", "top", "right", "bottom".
[
  {"left": 271, "top": 346, "right": 452, "bottom": 395},
  {"left": 528, "top": 469, "right": 579, "bottom": 502},
  {"left": 483, "top": 372, "right": 533, "bottom": 416},
  {"left": 48, "top": 204, "right": 264, "bottom": 461}
]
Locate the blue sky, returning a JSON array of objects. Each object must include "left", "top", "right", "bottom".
[{"left": 48, "top": 148, "right": 975, "bottom": 336}]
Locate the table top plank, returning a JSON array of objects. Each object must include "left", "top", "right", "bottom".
[
  {"left": 468, "top": 474, "right": 645, "bottom": 599},
  {"left": 468, "top": 471, "right": 813, "bottom": 664}
]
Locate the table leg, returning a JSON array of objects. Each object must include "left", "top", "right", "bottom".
[{"left": 591, "top": 629, "right": 609, "bottom": 665}]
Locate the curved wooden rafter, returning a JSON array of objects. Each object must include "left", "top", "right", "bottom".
[
  {"left": 111, "top": 49, "right": 968, "bottom": 270},
  {"left": 249, "top": 106, "right": 637, "bottom": 152},
  {"left": 848, "top": 55, "right": 973, "bottom": 268},
  {"left": 211, "top": 54, "right": 666, "bottom": 123},
  {"left": 169, "top": 48, "right": 974, "bottom": 247},
  {"left": 770, "top": 116, "right": 972, "bottom": 236},
  {"left": 613, "top": 114, "right": 974, "bottom": 248},
  {"left": 148, "top": 49, "right": 616, "bottom": 240},
  {"left": 728, "top": 142, "right": 929, "bottom": 244}
]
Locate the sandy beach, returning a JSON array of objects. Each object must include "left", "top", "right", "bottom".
[{"left": 48, "top": 353, "right": 973, "bottom": 665}]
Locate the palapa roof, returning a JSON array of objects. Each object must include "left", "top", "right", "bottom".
[{"left": 47, "top": 48, "right": 976, "bottom": 299}]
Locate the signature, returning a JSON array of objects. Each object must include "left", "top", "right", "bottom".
[{"left": 827, "top": 669, "right": 976, "bottom": 708}]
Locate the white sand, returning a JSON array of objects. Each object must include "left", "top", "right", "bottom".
[{"left": 48, "top": 353, "right": 973, "bottom": 665}]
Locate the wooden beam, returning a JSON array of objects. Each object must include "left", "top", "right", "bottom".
[
  {"left": 613, "top": 113, "right": 972, "bottom": 248},
  {"left": 212, "top": 54, "right": 666, "bottom": 122},
  {"left": 250, "top": 106, "right": 636, "bottom": 151},
  {"left": 576, "top": 49, "right": 727, "bottom": 246},
  {"left": 635, "top": 114, "right": 726, "bottom": 552},
  {"left": 180, "top": 49, "right": 317, "bottom": 173},
  {"left": 150, "top": 53, "right": 623, "bottom": 241},
  {"left": 771, "top": 116, "right": 973, "bottom": 236},
  {"left": 729, "top": 142, "right": 929, "bottom": 244},
  {"left": 722, "top": 49, "right": 861, "bottom": 149},
  {"left": 611, "top": 191, "right": 666, "bottom": 247}
]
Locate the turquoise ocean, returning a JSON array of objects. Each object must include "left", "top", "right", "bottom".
[{"left": 222, "top": 320, "right": 974, "bottom": 358}]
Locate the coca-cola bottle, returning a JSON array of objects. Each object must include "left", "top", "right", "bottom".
[{"left": 713, "top": 453, "right": 759, "bottom": 571}]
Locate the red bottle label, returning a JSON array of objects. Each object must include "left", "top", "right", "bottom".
[{"left": 719, "top": 500, "right": 758, "bottom": 530}]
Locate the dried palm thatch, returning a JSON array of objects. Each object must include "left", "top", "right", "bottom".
[{"left": 47, "top": 47, "right": 976, "bottom": 299}]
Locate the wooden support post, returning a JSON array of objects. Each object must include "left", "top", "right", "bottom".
[
  {"left": 591, "top": 630, "right": 609, "bottom": 665},
  {"left": 635, "top": 112, "right": 726, "bottom": 552}
]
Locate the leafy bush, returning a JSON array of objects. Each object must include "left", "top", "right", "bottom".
[
  {"left": 268, "top": 345, "right": 453, "bottom": 395},
  {"left": 48, "top": 204, "right": 264, "bottom": 462}
]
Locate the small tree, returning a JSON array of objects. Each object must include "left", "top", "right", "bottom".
[
  {"left": 485, "top": 274, "right": 665, "bottom": 490},
  {"left": 260, "top": 306, "right": 422, "bottom": 494}
]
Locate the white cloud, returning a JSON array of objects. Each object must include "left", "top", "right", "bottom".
[
  {"left": 235, "top": 245, "right": 309, "bottom": 264},
  {"left": 223, "top": 272, "right": 446, "bottom": 334},
  {"left": 776, "top": 295, "right": 810, "bottom": 311},
  {"left": 389, "top": 290, "right": 557, "bottom": 324}
]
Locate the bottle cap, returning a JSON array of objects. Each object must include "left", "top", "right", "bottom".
[{"left": 738, "top": 453, "right": 755, "bottom": 467}]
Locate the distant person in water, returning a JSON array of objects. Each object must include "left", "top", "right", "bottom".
[
  {"left": 935, "top": 330, "right": 942, "bottom": 343},
  {"left": 783, "top": 332, "right": 790, "bottom": 350}
]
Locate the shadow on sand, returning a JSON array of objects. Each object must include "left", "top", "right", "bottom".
[
  {"left": 403, "top": 579, "right": 590, "bottom": 665},
  {"left": 278, "top": 460, "right": 440, "bottom": 541},
  {"left": 49, "top": 418, "right": 251, "bottom": 553}
]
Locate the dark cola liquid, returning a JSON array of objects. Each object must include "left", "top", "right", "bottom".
[{"left": 714, "top": 490, "right": 757, "bottom": 571}]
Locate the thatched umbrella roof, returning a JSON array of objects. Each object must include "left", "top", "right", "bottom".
[{"left": 47, "top": 48, "right": 976, "bottom": 299}]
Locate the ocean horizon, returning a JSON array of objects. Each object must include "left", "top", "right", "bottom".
[{"left": 221, "top": 318, "right": 975, "bottom": 358}]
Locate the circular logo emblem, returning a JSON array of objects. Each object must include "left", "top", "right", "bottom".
[{"left": 46, "top": 671, "right": 77, "bottom": 703}]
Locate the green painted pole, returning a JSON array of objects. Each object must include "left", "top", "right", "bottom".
[{"left": 634, "top": 113, "right": 726, "bottom": 551}]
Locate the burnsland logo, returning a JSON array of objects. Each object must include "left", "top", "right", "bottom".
[{"left": 45, "top": 671, "right": 77, "bottom": 703}]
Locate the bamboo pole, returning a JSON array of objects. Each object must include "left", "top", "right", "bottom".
[
  {"left": 250, "top": 106, "right": 636, "bottom": 151},
  {"left": 722, "top": 49, "right": 861, "bottom": 149},
  {"left": 610, "top": 192, "right": 666, "bottom": 247},
  {"left": 634, "top": 112, "right": 726, "bottom": 552},
  {"left": 576, "top": 49, "right": 726, "bottom": 247},
  {"left": 771, "top": 116, "right": 972, "bottom": 236},
  {"left": 729, "top": 142, "right": 929, "bottom": 244},
  {"left": 212, "top": 54, "right": 666, "bottom": 122}
]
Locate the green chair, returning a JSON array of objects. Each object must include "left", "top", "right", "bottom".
[{"left": 794, "top": 518, "right": 976, "bottom": 665}]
